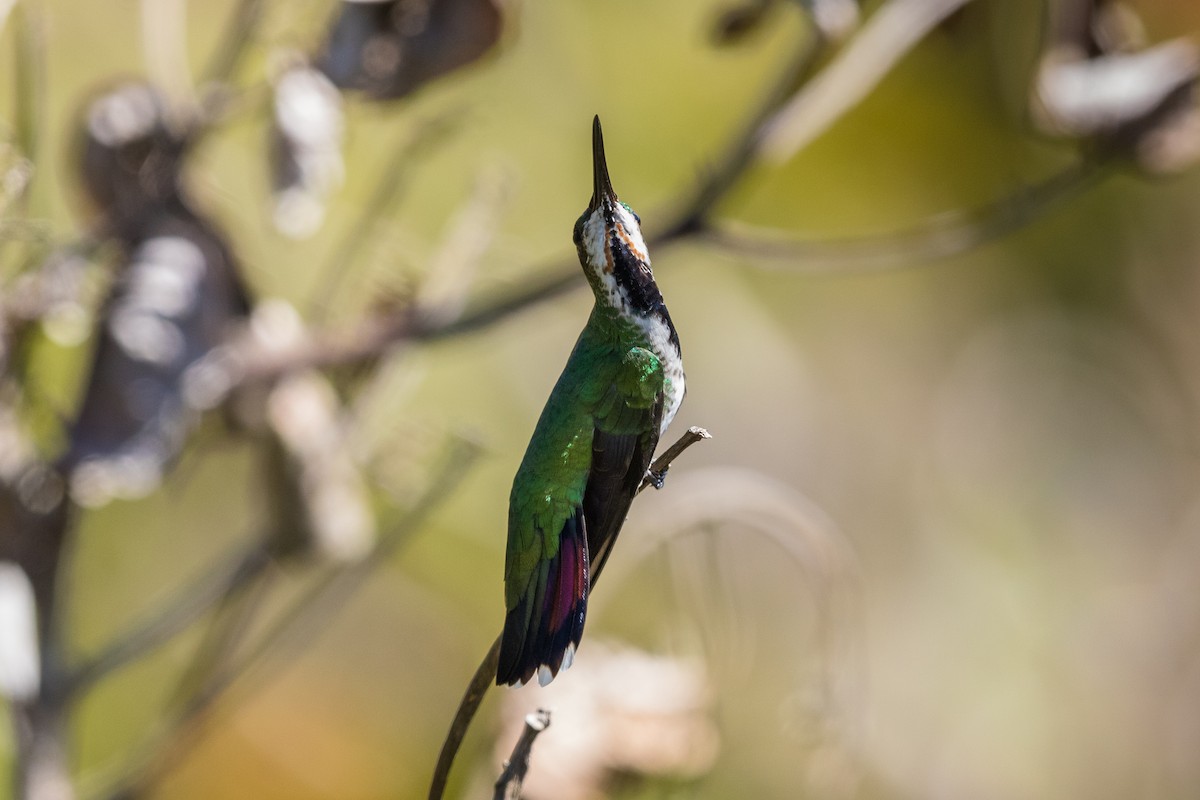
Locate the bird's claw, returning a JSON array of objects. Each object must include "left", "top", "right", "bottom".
[{"left": 646, "top": 466, "right": 668, "bottom": 490}]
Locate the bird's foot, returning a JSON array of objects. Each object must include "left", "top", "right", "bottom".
[{"left": 646, "top": 466, "right": 668, "bottom": 490}]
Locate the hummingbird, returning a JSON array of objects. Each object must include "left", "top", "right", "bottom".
[{"left": 497, "top": 116, "right": 685, "bottom": 687}]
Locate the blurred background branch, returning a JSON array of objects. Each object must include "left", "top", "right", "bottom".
[{"left": 95, "top": 439, "right": 480, "bottom": 800}]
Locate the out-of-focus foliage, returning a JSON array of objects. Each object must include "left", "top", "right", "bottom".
[{"left": 3, "top": 0, "right": 1200, "bottom": 798}]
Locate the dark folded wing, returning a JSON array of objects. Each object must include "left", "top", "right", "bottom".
[{"left": 583, "top": 391, "right": 664, "bottom": 583}]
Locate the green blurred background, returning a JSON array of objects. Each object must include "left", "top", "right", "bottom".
[{"left": 5, "top": 0, "right": 1200, "bottom": 797}]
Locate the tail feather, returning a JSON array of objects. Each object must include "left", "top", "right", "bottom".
[{"left": 497, "top": 512, "right": 589, "bottom": 686}]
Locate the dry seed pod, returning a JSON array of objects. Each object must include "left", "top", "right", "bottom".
[
  {"left": 318, "top": 0, "right": 503, "bottom": 101},
  {"left": 63, "top": 218, "right": 250, "bottom": 506},
  {"left": 1032, "top": 1, "right": 1200, "bottom": 172},
  {"left": 269, "top": 57, "right": 345, "bottom": 239},
  {"left": 79, "top": 83, "right": 184, "bottom": 235}
]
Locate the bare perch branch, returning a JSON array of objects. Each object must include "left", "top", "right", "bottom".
[
  {"left": 429, "top": 636, "right": 502, "bottom": 800},
  {"left": 493, "top": 710, "right": 552, "bottom": 800},
  {"left": 640, "top": 427, "right": 713, "bottom": 495}
]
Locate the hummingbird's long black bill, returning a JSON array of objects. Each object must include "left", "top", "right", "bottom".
[{"left": 590, "top": 115, "right": 617, "bottom": 211}]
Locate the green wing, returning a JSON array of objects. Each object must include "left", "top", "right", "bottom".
[
  {"left": 582, "top": 346, "right": 665, "bottom": 581},
  {"left": 497, "top": 345, "right": 665, "bottom": 687}
]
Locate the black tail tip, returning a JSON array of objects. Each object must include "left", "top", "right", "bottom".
[{"left": 496, "top": 642, "right": 577, "bottom": 688}]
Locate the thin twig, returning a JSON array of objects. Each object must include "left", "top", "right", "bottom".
[
  {"left": 212, "top": 33, "right": 836, "bottom": 394},
  {"left": 139, "top": 0, "right": 195, "bottom": 124},
  {"left": 662, "top": 22, "right": 831, "bottom": 236},
  {"left": 0, "top": 0, "right": 17, "bottom": 37},
  {"left": 415, "top": 165, "right": 516, "bottom": 329},
  {"left": 273, "top": 148, "right": 1105, "bottom": 385},
  {"left": 9, "top": 0, "right": 1125, "bottom": 794},
  {"left": 428, "top": 636, "right": 502, "bottom": 800},
  {"left": 0, "top": 2, "right": 46, "bottom": 278},
  {"left": 69, "top": 542, "right": 270, "bottom": 693},
  {"left": 200, "top": 0, "right": 265, "bottom": 87},
  {"left": 697, "top": 156, "right": 1111, "bottom": 271},
  {"left": 164, "top": 558, "right": 276, "bottom": 713},
  {"left": 759, "top": 0, "right": 978, "bottom": 162},
  {"left": 12, "top": 1, "right": 44, "bottom": 204},
  {"left": 639, "top": 426, "right": 713, "bottom": 495},
  {"left": 7, "top": 504, "right": 74, "bottom": 800},
  {"left": 2, "top": 228, "right": 106, "bottom": 318},
  {"left": 220, "top": 144, "right": 1111, "bottom": 392},
  {"left": 95, "top": 440, "right": 480, "bottom": 800},
  {"left": 306, "top": 111, "right": 464, "bottom": 324},
  {"left": 492, "top": 709, "right": 551, "bottom": 800},
  {"left": 213, "top": 0, "right": 1097, "bottom": 391},
  {"left": 181, "top": 25, "right": 833, "bottom": 404},
  {"left": 428, "top": 425, "right": 712, "bottom": 800}
]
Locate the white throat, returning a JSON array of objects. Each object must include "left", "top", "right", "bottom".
[{"left": 580, "top": 206, "right": 684, "bottom": 435}]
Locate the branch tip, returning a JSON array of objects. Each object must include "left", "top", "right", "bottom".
[{"left": 494, "top": 709, "right": 553, "bottom": 800}]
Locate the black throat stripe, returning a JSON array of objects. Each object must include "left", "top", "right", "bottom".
[{"left": 608, "top": 232, "right": 681, "bottom": 353}]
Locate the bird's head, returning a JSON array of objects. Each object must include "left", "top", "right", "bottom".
[{"left": 572, "top": 116, "right": 662, "bottom": 316}]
